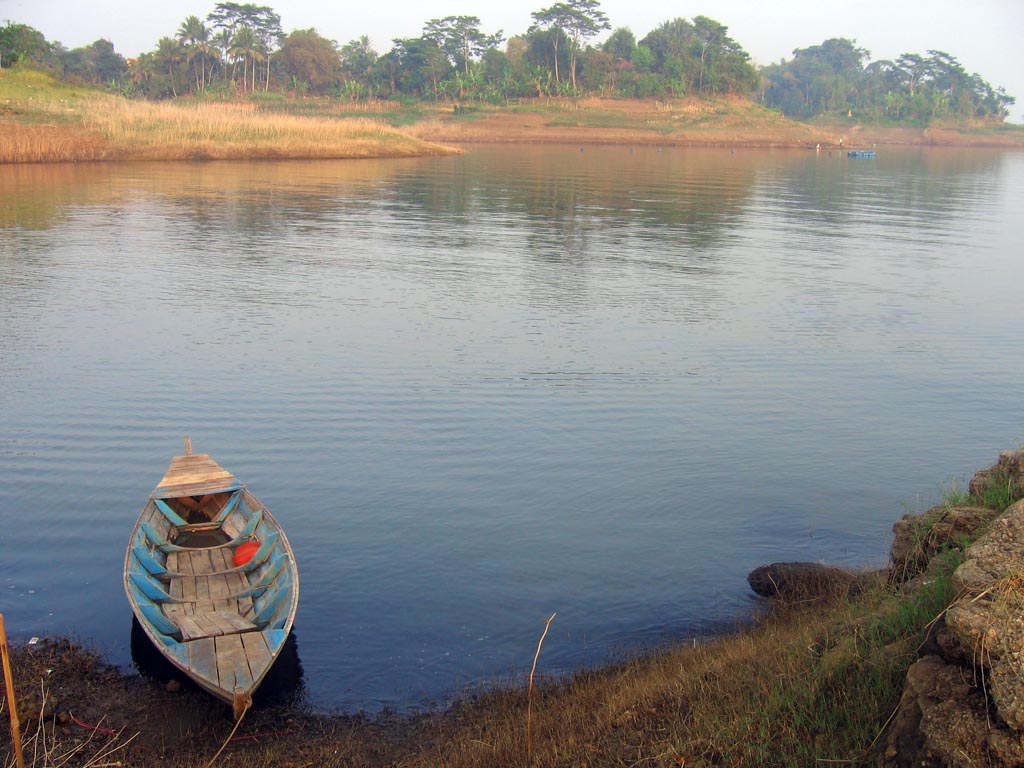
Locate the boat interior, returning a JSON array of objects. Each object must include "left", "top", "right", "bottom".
[
  {"left": 162, "top": 490, "right": 236, "bottom": 527},
  {"left": 126, "top": 483, "right": 296, "bottom": 699}
]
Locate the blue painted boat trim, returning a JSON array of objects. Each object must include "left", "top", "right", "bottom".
[
  {"left": 240, "top": 509, "right": 264, "bottom": 538},
  {"left": 214, "top": 491, "right": 242, "bottom": 523},
  {"left": 129, "top": 571, "right": 172, "bottom": 602},
  {"left": 132, "top": 546, "right": 167, "bottom": 576},
  {"left": 130, "top": 584, "right": 180, "bottom": 637},
  {"left": 241, "top": 531, "right": 278, "bottom": 572},
  {"left": 253, "top": 579, "right": 291, "bottom": 626},
  {"left": 153, "top": 499, "right": 187, "bottom": 526},
  {"left": 266, "top": 628, "right": 288, "bottom": 653}
]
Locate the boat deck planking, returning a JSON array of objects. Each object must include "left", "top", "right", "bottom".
[
  {"left": 164, "top": 549, "right": 254, "bottom": 632},
  {"left": 154, "top": 454, "right": 240, "bottom": 499},
  {"left": 187, "top": 633, "right": 270, "bottom": 692}
]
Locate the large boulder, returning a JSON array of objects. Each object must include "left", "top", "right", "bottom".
[
  {"left": 890, "top": 506, "right": 997, "bottom": 581},
  {"left": 877, "top": 654, "right": 1024, "bottom": 767},
  {"left": 746, "top": 561, "right": 862, "bottom": 600},
  {"left": 946, "top": 498, "right": 1024, "bottom": 730},
  {"left": 968, "top": 449, "right": 1024, "bottom": 501}
]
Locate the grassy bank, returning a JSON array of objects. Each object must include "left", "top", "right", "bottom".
[
  {"left": 5, "top": 69, "right": 1023, "bottom": 165},
  {"left": 4, "top": 465, "right": 1021, "bottom": 768},
  {"left": 0, "top": 69, "right": 455, "bottom": 162}
]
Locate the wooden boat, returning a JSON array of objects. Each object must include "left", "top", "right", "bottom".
[
  {"left": 124, "top": 438, "right": 299, "bottom": 717},
  {"left": 847, "top": 150, "right": 876, "bottom": 158}
]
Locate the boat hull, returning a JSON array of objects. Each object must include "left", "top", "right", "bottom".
[{"left": 124, "top": 447, "right": 299, "bottom": 711}]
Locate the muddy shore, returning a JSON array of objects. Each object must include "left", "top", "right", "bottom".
[{"left": 405, "top": 98, "right": 1024, "bottom": 150}]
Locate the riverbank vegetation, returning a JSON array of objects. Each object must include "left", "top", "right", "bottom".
[
  {"left": 1, "top": 1, "right": 1015, "bottom": 127},
  {"left": 4, "top": 463, "right": 1022, "bottom": 767},
  {"left": 0, "top": 68, "right": 454, "bottom": 162},
  {"left": 2, "top": 1, "right": 1020, "bottom": 164},
  {"left": 7, "top": 66, "right": 1022, "bottom": 166}
]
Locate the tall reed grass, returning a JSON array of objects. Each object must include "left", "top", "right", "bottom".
[
  {"left": 0, "top": 123, "right": 109, "bottom": 163},
  {"left": 2, "top": 91, "right": 455, "bottom": 163},
  {"left": 80, "top": 98, "right": 449, "bottom": 160}
]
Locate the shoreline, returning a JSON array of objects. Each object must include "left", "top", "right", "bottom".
[
  {"left": 3, "top": 68, "right": 1022, "bottom": 163},
  {"left": 4, "top": 451, "right": 1023, "bottom": 767},
  {"left": 403, "top": 99, "right": 1024, "bottom": 151}
]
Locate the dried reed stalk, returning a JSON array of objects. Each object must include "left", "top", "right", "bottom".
[
  {"left": 526, "top": 612, "right": 557, "bottom": 764},
  {"left": 0, "top": 614, "right": 25, "bottom": 768},
  {"left": 203, "top": 692, "right": 251, "bottom": 768}
]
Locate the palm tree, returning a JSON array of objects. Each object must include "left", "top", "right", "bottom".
[
  {"left": 154, "top": 36, "right": 185, "bottom": 97},
  {"left": 229, "top": 27, "right": 264, "bottom": 93},
  {"left": 212, "top": 28, "right": 233, "bottom": 85},
  {"left": 177, "top": 15, "right": 217, "bottom": 92}
]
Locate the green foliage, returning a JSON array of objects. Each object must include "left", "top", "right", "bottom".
[
  {"left": 278, "top": 28, "right": 342, "bottom": 94},
  {"left": 247, "top": 88, "right": 284, "bottom": 102},
  {"left": 0, "top": 22, "right": 55, "bottom": 69},
  {"left": 638, "top": 16, "right": 757, "bottom": 96},
  {"left": 762, "top": 40, "right": 1014, "bottom": 123},
  {"left": 423, "top": 16, "right": 504, "bottom": 76},
  {"left": 529, "top": 0, "right": 610, "bottom": 89},
  {"left": 58, "top": 39, "right": 129, "bottom": 87},
  {"left": 970, "top": 469, "right": 1021, "bottom": 511},
  {"left": 8, "top": 5, "right": 1014, "bottom": 124},
  {"left": 939, "top": 481, "right": 970, "bottom": 509}
]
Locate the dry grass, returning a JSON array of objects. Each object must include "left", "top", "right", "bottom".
[
  {"left": 4, "top": 686, "right": 138, "bottom": 768},
  {"left": 391, "top": 592, "right": 902, "bottom": 768},
  {"left": 0, "top": 559, "right": 964, "bottom": 768},
  {"left": 0, "top": 122, "right": 111, "bottom": 163},
  {"left": 76, "top": 99, "right": 454, "bottom": 161},
  {"left": 1, "top": 69, "right": 457, "bottom": 163}
]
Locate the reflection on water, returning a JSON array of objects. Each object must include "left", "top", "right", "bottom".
[{"left": 2, "top": 146, "right": 1023, "bottom": 712}]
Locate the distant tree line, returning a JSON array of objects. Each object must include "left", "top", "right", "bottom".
[
  {"left": 0, "top": 2, "right": 1014, "bottom": 123},
  {"left": 760, "top": 38, "right": 1013, "bottom": 123}
]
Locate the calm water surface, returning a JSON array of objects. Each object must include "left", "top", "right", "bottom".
[{"left": 2, "top": 146, "right": 1023, "bottom": 711}]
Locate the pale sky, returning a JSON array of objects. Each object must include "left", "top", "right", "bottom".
[{"left": 3, "top": 0, "right": 1022, "bottom": 121}]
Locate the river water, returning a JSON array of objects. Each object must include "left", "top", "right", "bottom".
[{"left": 1, "top": 146, "right": 1023, "bottom": 712}]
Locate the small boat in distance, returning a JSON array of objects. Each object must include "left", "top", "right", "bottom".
[
  {"left": 124, "top": 438, "right": 299, "bottom": 718},
  {"left": 847, "top": 150, "right": 877, "bottom": 158}
]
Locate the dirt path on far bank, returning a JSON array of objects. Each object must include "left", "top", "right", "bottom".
[{"left": 406, "top": 97, "right": 1024, "bottom": 149}]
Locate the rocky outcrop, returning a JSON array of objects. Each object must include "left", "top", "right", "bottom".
[
  {"left": 890, "top": 505, "right": 998, "bottom": 581},
  {"left": 742, "top": 450, "right": 1024, "bottom": 766},
  {"left": 878, "top": 451, "right": 1024, "bottom": 767},
  {"left": 746, "top": 561, "right": 865, "bottom": 600},
  {"left": 968, "top": 450, "right": 1024, "bottom": 501},
  {"left": 880, "top": 653, "right": 1024, "bottom": 768}
]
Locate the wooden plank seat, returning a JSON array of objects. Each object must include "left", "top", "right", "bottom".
[
  {"left": 162, "top": 548, "right": 257, "bottom": 638},
  {"left": 174, "top": 611, "right": 258, "bottom": 641}
]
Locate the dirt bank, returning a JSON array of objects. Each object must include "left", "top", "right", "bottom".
[{"left": 405, "top": 97, "right": 1024, "bottom": 149}]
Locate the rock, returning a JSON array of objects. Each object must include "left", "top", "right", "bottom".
[
  {"left": 746, "top": 562, "right": 861, "bottom": 600},
  {"left": 165, "top": 678, "right": 182, "bottom": 693},
  {"left": 944, "top": 498, "right": 1024, "bottom": 731},
  {"left": 968, "top": 449, "right": 1024, "bottom": 500},
  {"left": 877, "top": 654, "right": 1024, "bottom": 767},
  {"left": 890, "top": 506, "right": 997, "bottom": 581},
  {"left": 952, "top": 499, "right": 1024, "bottom": 590},
  {"left": 19, "top": 693, "right": 59, "bottom": 724}
]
